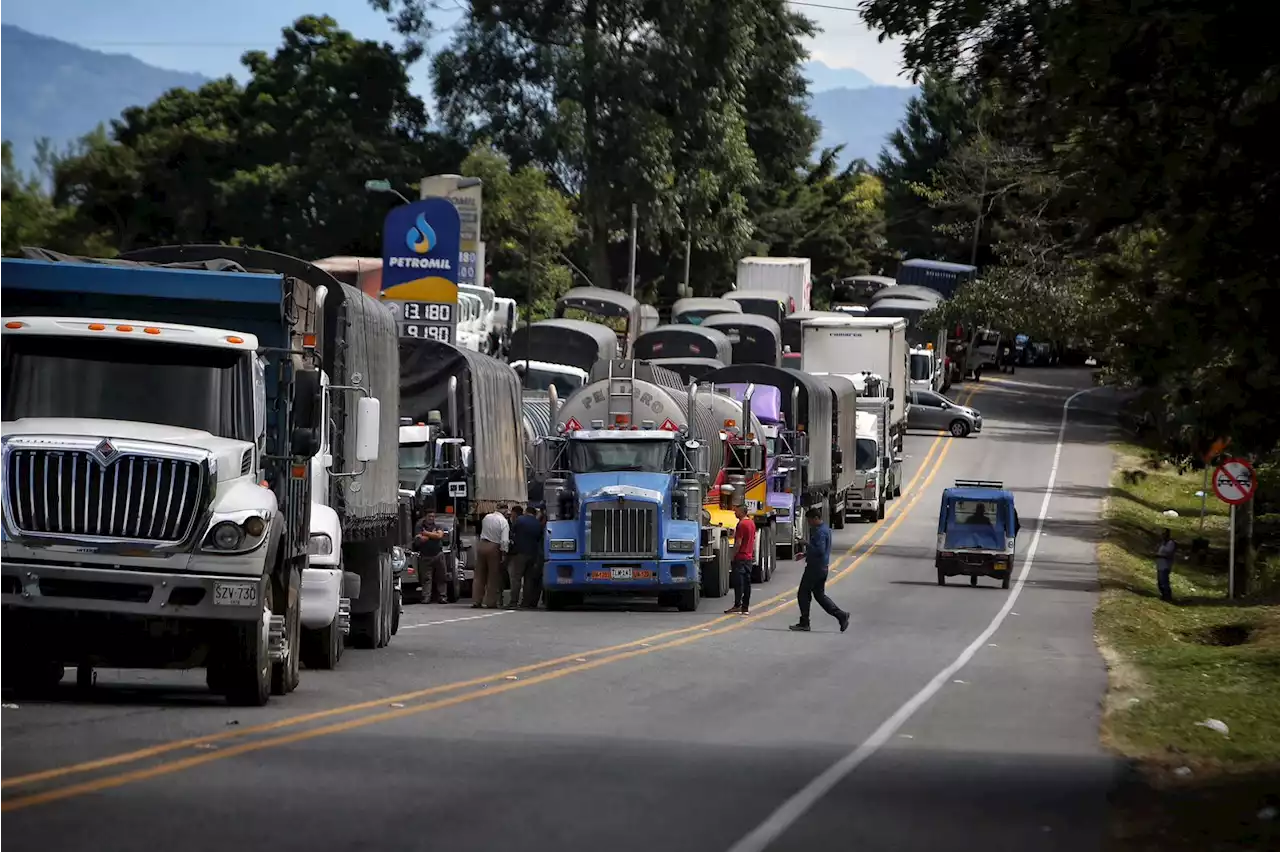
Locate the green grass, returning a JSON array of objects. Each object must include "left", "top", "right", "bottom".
[{"left": 1097, "top": 444, "right": 1280, "bottom": 850}]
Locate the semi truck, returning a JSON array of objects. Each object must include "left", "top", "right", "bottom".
[
  {"left": 703, "top": 364, "right": 834, "bottom": 559},
  {"left": 1, "top": 248, "right": 384, "bottom": 705},
  {"left": 399, "top": 339, "right": 528, "bottom": 596},
  {"left": 533, "top": 360, "right": 746, "bottom": 610},
  {"left": 734, "top": 257, "right": 811, "bottom": 313},
  {"left": 801, "top": 315, "right": 909, "bottom": 454}
]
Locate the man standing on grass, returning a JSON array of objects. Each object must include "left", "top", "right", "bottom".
[
  {"left": 724, "top": 505, "right": 757, "bottom": 615},
  {"left": 790, "top": 508, "right": 850, "bottom": 633},
  {"left": 1156, "top": 528, "right": 1176, "bottom": 603}
]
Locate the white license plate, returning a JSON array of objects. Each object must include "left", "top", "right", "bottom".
[
  {"left": 213, "top": 582, "right": 260, "bottom": 607},
  {"left": 610, "top": 567, "right": 633, "bottom": 580}
]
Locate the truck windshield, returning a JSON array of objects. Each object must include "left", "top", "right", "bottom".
[
  {"left": 910, "top": 353, "right": 931, "bottom": 380},
  {"left": 2, "top": 335, "right": 252, "bottom": 441},
  {"left": 523, "top": 367, "right": 585, "bottom": 397},
  {"left": 567, "top": 438, "right": 677, "bottom": 473},
  {"left": 399, "top": 442, "right": 430, "bottom": 471},
  {"left": 856, "top": 438, "right": 878, "bottom": 471}
]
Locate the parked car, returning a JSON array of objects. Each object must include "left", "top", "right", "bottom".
[{"left": 908, "top": 390, "right": 983, "bottom": 438}]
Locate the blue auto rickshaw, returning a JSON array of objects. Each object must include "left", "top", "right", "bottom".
[{"left": 936, "top": 480, "right": 1021, "bottom": 588}]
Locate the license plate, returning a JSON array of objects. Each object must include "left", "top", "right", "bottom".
[
  {"left": 610, "top": 566, "right": 633, "bottom": 580},
  {"left": 589, "top": 570, "right": 610, "bottom": 580},
  {"left": 213, "top": 582, "right": 259, "bottom": 607},
  {"left": 633, "top": 569, "right": 654, "bottom": 579}
]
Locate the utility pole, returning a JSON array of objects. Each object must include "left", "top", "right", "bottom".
[
  {"left": 627, "top": 203, "right": 638, "bottom": 298},
  {"left": 682, "top": 214, "right": 693, "bottom": 296}
]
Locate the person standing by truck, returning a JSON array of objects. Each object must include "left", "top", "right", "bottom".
[
  {"left": 725, "top": 505, "right": 757, "bottom": 615},
  {"left": 790, "top": 508, "right": 851, "bottom": 633},
  {"left": 411, "top": 514, "right": 448, "bottom": 604},
  {"left": 508, "top": 506, "right": 544, "bottom": 609},
  {"left": 475, "top": 504, "right": 510, "bottom": 608}
]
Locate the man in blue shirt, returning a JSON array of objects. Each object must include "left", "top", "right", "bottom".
[
  {"left": 790, "top": 508, "right": 850, "bottom": 633},
  {"left": 508, "top": 506, "right": 545, "bottom": 609}
]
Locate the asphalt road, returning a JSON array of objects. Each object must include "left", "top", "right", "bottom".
[{"left": 2, "top": 368, "right": 1122, "bottom": 852}]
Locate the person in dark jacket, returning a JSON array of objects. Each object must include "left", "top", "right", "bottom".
[
  {"left": 410, "top": 513, "right": 448, "bottom": 604},
  {"left": 508, "top": 506, "right": 544, "bottom": 609},
  {"left": 790, "top": 508, "right": 850, "bottom": 633}
]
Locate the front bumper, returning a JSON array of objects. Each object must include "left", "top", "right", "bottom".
[
  {"left": 2, "top": 559, "right": 267, "bottom": 621},
  {"left": 301, "top": 566, "right": 342, "bottom": 629},
  {"left": 543, "top": 558, "right": 698, "bottom": 593}
]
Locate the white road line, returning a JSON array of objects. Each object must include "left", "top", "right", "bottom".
[
  {"left": 398, "top": 611, "right": 512, "bottom": 629},
  {"left": 725, "top": 386, "right": 1099, "bottom": 852}
]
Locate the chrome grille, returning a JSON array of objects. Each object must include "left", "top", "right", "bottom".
[
  {"left": 587, "top": 502, "right": 658, "bottom": 558},
  {"left": 5, "top": 449, "right": 204, "bottom": 542}
]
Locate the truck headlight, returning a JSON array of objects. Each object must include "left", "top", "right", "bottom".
[
  {"left": 391, "top": 545, "right": 407, "bottom": 573},
  {"left": 308, "top": 533, "right": 334, "bottom": 557},
  {"left": 202, "top": 511, "right": 272, "bottom": 554},
  {"left": 549, "top": 538, "right": 576, "bottom": 552},
  {"left": 419, "top": 484, "right": 435, "bottom": 497},
  {"left": 667, "top": 539, "right": 695, "bottom": 553}
]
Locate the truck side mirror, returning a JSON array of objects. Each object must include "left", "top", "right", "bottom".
[
  {"left": 887, "top": 387, "right": 895, "bottom": 401},
  {"left": 293, "top": 368, "right": 322, "bottom": 431},
  {"left": 355, "top": 397, "right": 381, "bottom": 462}
]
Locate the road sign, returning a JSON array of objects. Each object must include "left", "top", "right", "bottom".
[{"left": 1212, "top": 457, "right": 1256, "bottom": 505}]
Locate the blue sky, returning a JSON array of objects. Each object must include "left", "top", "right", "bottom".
[{"left": 3, "top": 0, "right": 910, "bottom": 99}]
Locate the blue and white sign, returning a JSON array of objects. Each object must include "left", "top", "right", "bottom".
[{"left": 381, "top": 199, "right": 462, "bottom": 342}]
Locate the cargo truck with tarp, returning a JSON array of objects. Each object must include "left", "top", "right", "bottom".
[
  {"left": 672, "top": 297, "right": 742, "bottom": 326},
  {"left": 509, "top": 318, "right": 619, "bottom": 397},
  {"left": 703, "top": 363, "right": 833, "bottom": 559},
  {"left": 633, "top": 324, "right": 733, "bottom": 365},
  {"left": 399, "top": 340, "right": 527, "bottom": 596},
  {"left": 554, "top": 287, "right": 643, "bottom": 358},
  {"left": 122, "top": 245, "right": 404, "bottom": 659},
  {"left": 531, "top": 360, "right": 766, "bottom": 607},
  {"left": 1, "top": 246, "right": 393, "bottom": 705},
  {"left": 723, "top": 290, "right": 791, "bottom": 327},
  {"left": 700, "top": 313, "right": 783, "bottom": 367},
  {"left": 648, "top": 357, "right": 727, "bottom": 383}
]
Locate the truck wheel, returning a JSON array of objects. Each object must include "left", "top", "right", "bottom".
[
  {"left": 447, "top": 572, "right": 461, "bottom": 603},
  {"left": 949, "top": 420, "right": 971, "bottom": 438},
  {"left": 677, "top": 583, "right": 700, "bottom": 612},
  {"left": 271, "top": 563, "right": 302, "bottom": 696},
  {"left": 831, "top": 498, "right": 846, "bottom": 530},
  {"left": 6, "top": 658, "right": 65, "bottom": 696},
  {"left": 391, "top": 583, "right": 402, "bottom": 636},
  {"left": 220, "top": 589, "right": 273, "bottom": 707},
  {"left": 970, "top": 574, "right": 978, "bottom": 587},
  {"left": 301, "top": 616, "right": 343, "bottom": 671},
  {"left": 545, "top": 591, "right": 567, "bottom": 611},
  {"left": 937, "top": 569, "right": 946, "bottom": 586},
  {"left": 701, "top": 557, "right": 723, "bottom": 598},
  {"left": 876, "top": 501, "right": 886, "bottom": 521},
  {"left": 378, "top": 553, "right": 394, "bottom": 648},
  {"left": 75, "top": 665, "right": 94, "bottom": 691}
]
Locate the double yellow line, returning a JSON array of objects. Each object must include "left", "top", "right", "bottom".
[{"left": 2, "top": 390, "right": 976, "bottom": 812}]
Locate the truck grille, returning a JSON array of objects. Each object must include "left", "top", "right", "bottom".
[
  {"left": 4, "top": 449, "right": 205, "bottom": 542},
  {"left": 587, "top": 502, "right": 658, "bottom": 558}
]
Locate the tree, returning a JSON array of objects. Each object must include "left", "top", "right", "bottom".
[
  {"left": 2, "top": 139, "right": 111, "bottom": 256},
  {"left": 53, "top": 15, "right": 463, "bottom": 258},
  {"left": 457, "top": 144, "right": 579, "bottom": 316},
  {"left": 386, "top": 0, "right": 762, "bottom": 290},
  {"left": 876, "top": 74, "right": 981, "bottom": 264}
]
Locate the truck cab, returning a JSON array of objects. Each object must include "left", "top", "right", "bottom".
[{"left": 398, "top": 413, "right": 469, "bottom": 599}]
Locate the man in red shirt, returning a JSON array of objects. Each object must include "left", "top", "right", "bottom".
[{"left": 725, "top": 504, "right": 757, "bottom": 615}]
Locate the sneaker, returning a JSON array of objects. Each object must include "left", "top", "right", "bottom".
[
  {"left": 724, "top": 605, "right": 742, "bottom": 614},
  {"left": 839, "top": 613, "right": 850, "bottom": 633},
  {"left": 739, "top": 609, "right": 750, "bottom": 616},
  {"left": 789, "top": 623, "right": 810, "bottom": 632}
]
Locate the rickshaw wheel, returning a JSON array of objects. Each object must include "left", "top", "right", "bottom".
[
  {"left": 936, "top": 569, "right": 945, "bottom": 586},
  {"left": 970, "top": 574, "right": 978, "bottom": 587},
  {"left": 1001, "top": 574, "right": 1011, "bottom": 590}
]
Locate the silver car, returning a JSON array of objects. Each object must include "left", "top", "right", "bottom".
[{"left": 908, "top": 390, "right": 982, "bottom": 437}]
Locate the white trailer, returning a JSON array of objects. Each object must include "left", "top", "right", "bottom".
[
  {"left": 735, "top": 257, "right": 812, "bottom": 313},
  {"left": 800, "top": 316, "right": 909, "bottom": 449}
]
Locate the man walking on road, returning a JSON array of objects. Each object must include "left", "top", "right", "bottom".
[
  {"left": 508, "top": 506, "right": 544, "bottom": 609},
  {"left": 790, "top": 508, "right": 850, "bottom": 633},
  {"left": 474, "top": 503, "right": 510, "bottom": 609},
  {"left": 1155, "top": 528, "right": 1177, "bottom": 603},
  {"left": 725, "top": 505, "right": 757, "bottom": 615}
]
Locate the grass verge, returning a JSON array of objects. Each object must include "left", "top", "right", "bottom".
[{"left": 1096, "top": 443, "right": 1280, "bottom": 850}]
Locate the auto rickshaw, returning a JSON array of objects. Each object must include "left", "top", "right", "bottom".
[{"left": 936, "top": 479, "right": 1021, "bottom": 588}]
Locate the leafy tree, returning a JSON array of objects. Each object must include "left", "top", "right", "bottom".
[
  {"left": 458, "top": 144, "right": 578, "bottom": 315},
  {"left": 2, "top": 139, "right": 111, "bottom": 256},
  {"left": 53, "top": 15, "right": 462, "bottom": 258}
]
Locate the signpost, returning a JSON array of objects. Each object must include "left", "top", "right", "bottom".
[
  {"left": 1211, "top": 456, "right": 1256, "bottom": 599},
  {"left": 381, "top": 198, "right": 462, "bottom": 342}
]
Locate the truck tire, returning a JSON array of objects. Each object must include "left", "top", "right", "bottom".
[
  {"left": 831, "top": 496, "right": 846, "bottom": 530},
  {"left": 348, "top": 558, "right": 384, "bottom": 650},
  {"left": 6, "top": 658, "right": 65, "bottom": 696},
  {"left": 301, "top": 615, "right": 343, "bottom": 671},
  {"left": 545, "top": 591, "right": 568, "bottom": 611},
  {"left": 377, "top": 552, "right": 394, "bottom": 648},
  {"left": 271, "top": 563, "right": 302, "bottom": 696},
  {"left": 677, "top": 581, "right": 700, "bottom": 612},
  {"left": 877, "top": 500, "right": 886, "bottom": 521},
  {"left": 219, "top": 588, "right": 273, "bottom": 707}
]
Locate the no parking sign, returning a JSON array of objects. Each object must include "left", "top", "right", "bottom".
[{"left": 1212, "top": 458, "right": 1256, "bottom": 506}]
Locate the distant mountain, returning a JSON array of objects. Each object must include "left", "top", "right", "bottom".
[
  {"left": 802, "top": 61, "right": 876, "bottom": 92},
  {"left": 809, "top": 85, "right": 918, "bottom": 167},
  {"left": 1, "top": 24, "right": 208, "bottom": 172}
]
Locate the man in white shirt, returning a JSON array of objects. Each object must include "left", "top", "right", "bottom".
[{"left": 474, "top": 504, "right": 510, "bottom": 608}]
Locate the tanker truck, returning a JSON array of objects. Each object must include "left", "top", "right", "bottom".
[{"left": 532, "top": 360, "right": 759, "bottom": 610}]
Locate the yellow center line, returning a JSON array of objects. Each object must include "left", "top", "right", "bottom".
[{"left": 2, "top": 390, "right": 975, "bottom": 806}]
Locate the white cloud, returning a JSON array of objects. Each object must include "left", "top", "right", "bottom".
[{"left": 799, "top": 5, "right": 911, "bottom": 85}]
